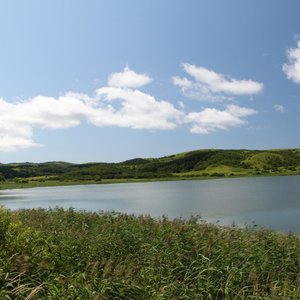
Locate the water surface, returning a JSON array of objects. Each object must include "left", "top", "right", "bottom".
[{"left": 1, "top": 176, "right": 299, "bottom": 232}]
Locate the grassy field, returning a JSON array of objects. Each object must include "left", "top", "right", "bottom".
[{"left": 0, "top": 208, "right": 299, "bottom": 299}]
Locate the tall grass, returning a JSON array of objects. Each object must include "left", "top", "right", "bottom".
[{"left": 0, "top": 207, "right": 299, "bottom": 299}]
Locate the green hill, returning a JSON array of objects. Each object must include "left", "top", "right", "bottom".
[{"left": 0, "top": 149, "right": 300, "bottom": 185}]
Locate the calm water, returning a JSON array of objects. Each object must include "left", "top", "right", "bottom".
[{"left": 1, "top": 176, "right": 300, "bottom": 232}]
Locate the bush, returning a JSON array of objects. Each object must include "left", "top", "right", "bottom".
[{"left": 210, "top": 172, "right": 225, "bottom": 177}]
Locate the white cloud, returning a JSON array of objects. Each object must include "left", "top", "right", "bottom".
[
  {"left": 0, "top": 135, "right": 38, "bottom": 152},
  {"left": 0, "top": 95, "right": 98, "bottom": 151},
  {"left": 185, "top": 104, "right": 256, "bottom": 134},
  {"left": 95, "top": 87, "right": 182, "bottom": 129},
  {"left": 274, "top": 104, "right": 285, "bottom": 113},
  {"left": 283, "top": 40, "right": 300, "bottom": 84},
  {"left": 0, "top": 70, "right": 182, "bottom": 152},
  {"left": 172, "top": 76, "right": 192, "bottom": 89},
  {"left": 108, "top": 66, "right": 152, "bottom": 88},
  {"left": 178, "top": 101, "right": 185, "bottom": 109},
  {"left": 173, "top": 63, "right": 264, "bottom": 101},
  {"left": 0, "top": 66, "right": 259, "bottom": 152}
]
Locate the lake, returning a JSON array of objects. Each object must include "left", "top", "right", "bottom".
[{"left": 1, "top": 175, "right": 300, "bottom": 232}]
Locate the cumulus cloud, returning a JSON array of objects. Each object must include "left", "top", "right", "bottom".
[
  {"left": 274, "top": 104, "right": 285, "bottom": 113},
  {"left": 0, "top": 68, "right": 182, "bottom": 152},
  {"left": 185, "top": 104, "right": 256, "bottom": 134},
  {"left": 94, "top": 87, "right": 182, "bottom": 129},
  {"left": 0, "top": 66, "right": 258, "bottom": 152},
  {"left": 108, "top": 66, "right": 152, "bottom": 88},
  {"left": 173, "top": 63, "right": 264, "bottom": 101},
  {"left": 283, "top": 40, "right": 300, "bottom": 84},
  {"left": 0, "top": 94, "right": 97, "bottom": 151}
]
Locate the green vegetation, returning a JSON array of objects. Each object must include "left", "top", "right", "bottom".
[
  {"left": 0, "top": 208, "right": 299, "bottom": 299},
  {"left": 1, "top": 149, "right": 298, "bottom": 298},
  {"left": 0, "top": 149, "right": 300, "bottom": 189}
]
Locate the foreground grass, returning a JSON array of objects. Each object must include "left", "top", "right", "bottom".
[{"left": 0, "top": 208, "right": 299, "bottom": 299}]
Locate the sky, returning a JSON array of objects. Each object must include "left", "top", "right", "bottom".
[{"left": 0, "top": 0, "right": 300, "bottom": 163}]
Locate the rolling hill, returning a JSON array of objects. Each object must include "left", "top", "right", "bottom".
[{"left": 0, "top": 149, "right": 300, "bottom": 184}]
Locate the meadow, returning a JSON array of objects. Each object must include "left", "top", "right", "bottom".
[{"left": 0, "top": 207, "right": 299, "bottom": 299}]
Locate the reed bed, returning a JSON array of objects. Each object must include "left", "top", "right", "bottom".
[{"left": 0, "top": 207, "right": 299, "bottom": 299}]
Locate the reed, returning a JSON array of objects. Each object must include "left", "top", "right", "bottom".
[{"left": 0, "top": 207, "right": 299, "bottom": 299}]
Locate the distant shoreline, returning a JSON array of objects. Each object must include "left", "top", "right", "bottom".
[{"left": 1, "top": 172, "right": 300, "bottom": 191}]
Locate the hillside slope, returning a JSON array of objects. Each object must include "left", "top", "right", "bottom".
[{"left": 0, "top": 149, "right": 300, "bottom": 183}]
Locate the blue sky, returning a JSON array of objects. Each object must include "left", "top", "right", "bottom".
[{"left": 0, "top": 0, "right": 300, "bottom": 163}]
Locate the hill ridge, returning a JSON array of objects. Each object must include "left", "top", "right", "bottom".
[{"left": 0, "top": 148, "right": 299, "bottom": 183}]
